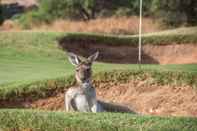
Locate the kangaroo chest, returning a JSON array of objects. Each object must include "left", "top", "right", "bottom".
[
  {"left": 74, "top": 86, "right": 97, "bottom": 112},
  {"left": 78, "top": 87, "right": 96, "bottom": 103}
]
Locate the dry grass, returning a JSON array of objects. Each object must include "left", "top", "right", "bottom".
[
  {"left": 0, "top": 20, "right": 21, "bottom": 31},
  {"left": 35, "top": 16, "right": 161, "bottom": 34},
  {"left": 0, "top": 16, "right": 161, "bottom": 34},
  {"left": 1, "top": 0, "right": 37, "bottom": 6}
]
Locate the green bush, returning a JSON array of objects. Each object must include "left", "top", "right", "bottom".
[
  {"left": 16, "top": 0, "right": 151, "bottom": 26},
  {"left": 18, "top": 0, "right": 71, "bottom": 28},
  {"left": 0, "top": 3, "right": 4, "bottom": 25},
  {"left": 17, "top": 0, "right": 197, "bottom": 28},
  {"left": 18, "top": 0, "right": 98, "bottom": 27},
  {"left": 151, "top": 0, "right": 197, "bottom": 26}
]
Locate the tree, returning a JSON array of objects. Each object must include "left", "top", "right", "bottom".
[
  {"left": 180, "top": 0, "right": 197, "bottom": 25},
  {"left": 0, "top": 0, "right": 3, "bottom": 25},
  {"left": 66, "top": 0, "right": 96, "bottom": 20},
  {"left": 152, "top": 0, "right": 197, "bottom": 26}
]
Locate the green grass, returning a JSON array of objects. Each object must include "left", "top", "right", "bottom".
[
  {"left": 145, "top": 26, "right": 197, "bottom": 36},
  {"left": 0, "top": 31, "right": 197, "bottom": 100},
  {"left": 0, "top": 29, "right": 197, "bottom": 130},
  {"left": 0, "top": 109, "right": 197, "bottom": 131},
  {"left": 0, "top": 32, "right": 69, "bottom": 84},
  {"left": 59, "top": 27, "right": 197, "bottom": 46}
]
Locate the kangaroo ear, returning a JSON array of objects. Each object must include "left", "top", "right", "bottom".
[
  {"left": 67, "top": 52, "right": 81, "bottom": 66},
  {"left": 88, "top": 51, "right": 99, "bottom": 63}
]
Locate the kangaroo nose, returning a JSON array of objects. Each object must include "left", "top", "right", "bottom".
[
  {"left": 82, "top": 79, "right": 90, "bottom": 83},
  {"left": 81, "top": 77, "right": 86, "bottom": 81}
]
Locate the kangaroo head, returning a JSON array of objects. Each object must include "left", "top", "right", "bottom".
[{"left": 67, "top": 52, "right": 99, "bottom": 84}]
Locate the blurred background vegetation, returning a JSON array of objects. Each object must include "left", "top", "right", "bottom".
[{"left": 0, "top": 0, "right": 197, "bottom": 30}]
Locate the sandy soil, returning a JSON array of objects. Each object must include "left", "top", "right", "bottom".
[{"left": 2, "top": 80, "right": 195, "bottom": 117}]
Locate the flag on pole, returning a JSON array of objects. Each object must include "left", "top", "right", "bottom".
[{"left": 138, "top": 0, "right": 142, "bottom": 64}]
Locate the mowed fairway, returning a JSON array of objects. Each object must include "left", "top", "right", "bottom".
[
  {"left": 0, "top": 32, "right": 67, "bottom": 85},
  {"left": 0, "top": 31, "right": 197, "bottom": 131},
  {"left": 0, "top": 32, "right": 197, "bottom": 88},
  {"left": 0, "top": 31, "right": 197, "bottom": 98}
]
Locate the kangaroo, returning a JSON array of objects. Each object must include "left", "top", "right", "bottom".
[
  {"left": 65, "top": 51, "right": 102, "bottom": 112},
  {"left": 65, "top": 52, "right": 135, "bottom": 113}
]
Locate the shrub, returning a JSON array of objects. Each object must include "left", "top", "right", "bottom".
[
  {"left": 151, "top": 0, "right": 197, "bottom": 26},
  {"left": 17, "top": 0, "right": 197, "bottom": 28},
  {"left": 18, "top": 0, "right": 70, "bottom": 28},
  {"left": 0, "top": 3, "right": 4, "bottom": 25}
]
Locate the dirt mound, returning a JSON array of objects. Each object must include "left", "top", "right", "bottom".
[
  {"left": 96, "top": 81, "right": 197, "bottom": 116},
  {"left": 59, "top": 39, "right": 197, "bottom": 64},
  {"left": 3, "top": 80, "right": 196, "bottom": 117}
]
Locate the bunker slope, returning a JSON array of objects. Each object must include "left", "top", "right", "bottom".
[
  {"left": 59, "top": 40, "right": 197, "bottom": 64},
  {"left": 1, "top": 79, "right": 197, "bottom": 117}
]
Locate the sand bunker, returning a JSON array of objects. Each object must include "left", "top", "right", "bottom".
[
  {"left": 2, "top": 80, "right": 197, "bottom": 117},
  {"left": 59, "top": 38, "right": 197, "bottom": 64}
]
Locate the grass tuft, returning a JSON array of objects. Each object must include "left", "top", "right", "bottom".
[{"left": 0, "top": 109, "right": 197, "bottom": 131}]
